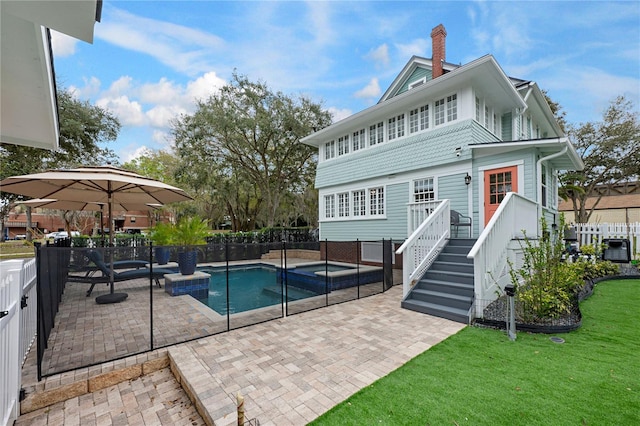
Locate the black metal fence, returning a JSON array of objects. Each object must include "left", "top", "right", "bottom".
[{"left": 35, "top": 239, "right": 400, "bottom": 379}]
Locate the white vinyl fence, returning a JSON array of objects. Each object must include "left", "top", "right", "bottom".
[
  {"left": 1, "top": 258, "right": 37, "bottom": 426},
  {"left": 573, "top": 222, "right": 640, "bottom": 260}
]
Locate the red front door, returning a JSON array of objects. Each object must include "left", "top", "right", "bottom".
[{"left": 484, "top": 166, "right": 518, "bottom": 225}]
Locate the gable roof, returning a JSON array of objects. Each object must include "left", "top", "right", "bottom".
[
  {"left": 378, "top": 56, "right": 460, "bottom": 103},
  {"left": 301, "top": 54, "right": 526, "bottom": 147}
]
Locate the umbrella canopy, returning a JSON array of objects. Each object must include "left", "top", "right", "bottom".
[
  {"left": 18, "top": 198, "right": 162, "bottom": 212},
  {"left": 1, "top": 165, "right": 191, "bottom": 245}
]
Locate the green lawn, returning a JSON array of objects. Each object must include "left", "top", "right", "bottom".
[{"left": 311, "top": 278, "right": 639, "bottom": 425}]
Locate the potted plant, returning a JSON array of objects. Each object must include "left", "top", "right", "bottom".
[
  {"left": 149, "top": 222, "right": 175, "bottom": 265},
  {"left": 173, "top": 216, "right": 209, "bottom": 275}
]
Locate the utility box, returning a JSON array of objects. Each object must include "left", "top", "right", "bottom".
[{"left": 602, "top": 239, "right": 631, "bottom": 263}]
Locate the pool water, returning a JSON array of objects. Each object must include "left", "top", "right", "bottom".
[{"left": 197, "top": 265, "right": 318, "bottom": 315}]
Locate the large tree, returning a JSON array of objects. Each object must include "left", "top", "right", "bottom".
[
  {"left": 171, "top": 73, "right": 332, "bottom": 229},
  {"left": 0, "top": 86, "right": 120, "bottom": 240},
  {"left": 560, "top": 95, "right": 640, "bottom": 222}
]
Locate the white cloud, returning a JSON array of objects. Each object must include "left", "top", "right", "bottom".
[
  {"left": 395, "top": 39, "right": 429, "bottom": 60},
  {"left": 96, "top": 5, "right": 225, "bottom": 76},
  {"left": 96, "top": 96, "right": 146, "bottom": 126},
  {"left": 186, "top": 72, "right": 226, "bottom": 103},
  {"left": 50, "top": 31, "right": 78, "bottom": 57},
  {"left": 354, "top": 78, "right": 381, "bottom": 100},
  {"left": 328, "top": 107, "right": 353, "bottom": 123},
  {"left": 366, "top": 44, "right": 390, "bottom": 67},
  {"left": 123, "top": 145, "right": 151, "bottom": 163}
]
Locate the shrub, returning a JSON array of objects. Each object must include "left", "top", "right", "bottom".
[{"left": 508, "top": 215, "right": 582, "bottom": 321}]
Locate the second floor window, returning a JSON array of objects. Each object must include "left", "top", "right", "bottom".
[
  {"left": 352, "top": 129, "right": 366, "bottom": 151},
  {"left": 435, "top": 99, "right": 445, "bottom": 125},
  {"left": 324, "top": 140, "right": 335, "bottom": 160},
  {"left": 446, "top": 94, "right": 457, "bottom": 122},
  {"left": 338, "top": 135, "right": 349, "bottom": 156},
  {"left": 369, "top": 122, "right": 384, "bottom": 145}
]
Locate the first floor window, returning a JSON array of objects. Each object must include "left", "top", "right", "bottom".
[
  {"left": 338, "top": 193, "right": 349, "bottom": 217},
  {"left": 541, "top": 165, "right": 548, "bottom": 207},
  {"left": 353, "top": 190, "right": 366, "bottom": 216},
  {"left": 413, "top": 178, "right": 435, "bottom": 202},
  {"left": 370, "top": 187, "right": 384, "bottom": 215},
  {"left": 324, "top": 194, "right": 335, "bottom": 218}
]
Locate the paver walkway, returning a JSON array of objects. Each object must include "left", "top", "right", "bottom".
[{"left": 17, "top": 285, "right": 465, "bottom": 425}]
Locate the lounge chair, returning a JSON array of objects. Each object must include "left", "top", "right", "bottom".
[{"left": 67, "top": 250, "right": 175, "bottom": 296}]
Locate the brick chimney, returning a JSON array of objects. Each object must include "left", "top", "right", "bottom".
[{"left": 431, "top": 24, "right": 447, "bottom": 79}]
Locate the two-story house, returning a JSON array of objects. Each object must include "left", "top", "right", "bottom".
[{"left": 301, "top": 24, "right": 584, "bottom": 323}]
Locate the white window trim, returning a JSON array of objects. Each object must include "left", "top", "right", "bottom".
[{"left": 320, "top": 186, "right": 387, "bottom": 221}]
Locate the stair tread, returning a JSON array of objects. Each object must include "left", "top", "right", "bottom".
[
  {"left": 418, "top": 278, "right": 474, "bottom": 288},
  {"left": 411, "top": 288, "right": 472, "bottom": 302},
  {"left": 424, "top": 269, "right": 474, "bottom": 278},
  {"left": 403, "top": 299, "right": 468, "bottom": 315}
]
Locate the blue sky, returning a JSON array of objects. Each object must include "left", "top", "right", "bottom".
[{"left": 51, "top": 1, "right": 640, "bottom": 163}]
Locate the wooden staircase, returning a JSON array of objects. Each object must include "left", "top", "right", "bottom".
[{"left": 401, "top": 239, "right": 475, "bottom": 323}]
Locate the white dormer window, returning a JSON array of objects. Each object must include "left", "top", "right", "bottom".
[
  {"left": 369, "top": 121, "right": 384, "bottom": 145},
  {"left": 408, "top": 77, "right": 426, "bottom": 90}
]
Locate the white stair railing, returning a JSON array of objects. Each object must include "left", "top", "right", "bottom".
[
  {"left": 467, "top": 193, "right": 539, "bottom": 318},
  {"left": 397, "top": 200, "right": 450, "bottom": 297},
  {"left": 407, "top": 200, "right": 443, "bottom": 235}
]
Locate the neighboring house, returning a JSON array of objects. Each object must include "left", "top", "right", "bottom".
[
  {"left": 301, "top": 24, "right": 583, "bottom": 323},
  {"left": 559, "top": 182, "right": 640, "bottom": 224}
]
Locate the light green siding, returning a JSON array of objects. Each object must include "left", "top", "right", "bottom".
[
  {"left": 319, "top": 183, "right": 408, "bottom": 241},
  {"left": 316, "top": 120, "right": 475, "bottom": 188},
  {"left": 395, "top": 67, "right": 432, "bottom": 96}
]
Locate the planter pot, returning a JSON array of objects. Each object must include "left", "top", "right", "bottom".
[
  {"left": 178, "top": 250, "right": 198, "bottom": 275},
  {"left": 155, "top": 246, "right": 171, "bottom": 265}
]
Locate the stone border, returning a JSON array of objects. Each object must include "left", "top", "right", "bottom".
[{"left": 21, "top": 350, "right": 169, "bottom": 414}]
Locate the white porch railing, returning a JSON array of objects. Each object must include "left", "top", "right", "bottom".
[
  {"left": 407, "top": 200, "right": 443, "bottom": 235},
  {"left": 572, "top": 222, "right": 640, "bottom": 259},
  {"left": 397, "top": 199, "right": 451, "bottom": 297},
  {"left": 467, "top": 193, "right": 539, "bottom": 318}
]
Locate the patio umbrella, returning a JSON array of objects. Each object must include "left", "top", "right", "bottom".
[{"left": 2, "top": 165, "right": 192, "bottom": 301}]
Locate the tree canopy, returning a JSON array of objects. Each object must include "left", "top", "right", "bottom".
[
  {"left": 171, "top": 73, "right": 332, "bottom": 230},
  {"left": 0, "top": 86, "right": 120, "bottom": 239},
  {"left": 560, "top": 95, "right": 640, "bottom": 222}
]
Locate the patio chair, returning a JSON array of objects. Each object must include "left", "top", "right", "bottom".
[
  {"left": 67, "top": 250, "right": 174, "bottom": 296},
  {"left": 450, "top": 210, "right": 472, "bottom": 238}
]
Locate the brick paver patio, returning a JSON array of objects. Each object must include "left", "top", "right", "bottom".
[{"left": 17, "top": 263, "right": 465, "bottom": 425}]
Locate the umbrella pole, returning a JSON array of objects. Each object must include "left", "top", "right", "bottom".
[{"left": 109, "top": 191, "right": 115, "bottom": 293}]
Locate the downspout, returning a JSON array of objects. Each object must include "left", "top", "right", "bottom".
[{"left": 536, "top": 143, "right": 568, "bottom": 235}]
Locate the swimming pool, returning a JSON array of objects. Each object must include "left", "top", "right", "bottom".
[
  {"left": 197, "top": 265, "right": 318, "bottom": 315},
  {"left": 281, "top": 262, "right": 384, "bottom": 293}
]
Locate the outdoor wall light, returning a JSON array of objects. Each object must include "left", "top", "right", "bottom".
[{"left": 464, "top": 173, "right": 472, "bottom": 185}]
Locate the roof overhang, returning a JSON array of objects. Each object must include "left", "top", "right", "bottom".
[
  {"left": 301, "top": 55, "right": 526, "bottom": 147},
  {"left": 470, "top": 137, "right": 584, "bottom": 171},
  {"left": 0, "top": 0, "right": 101, "bottom": 150}
]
